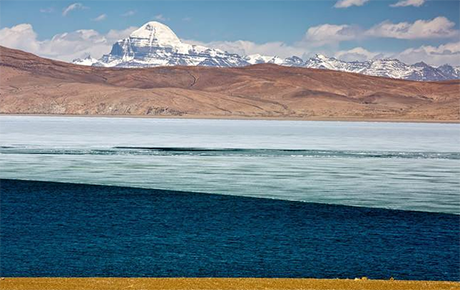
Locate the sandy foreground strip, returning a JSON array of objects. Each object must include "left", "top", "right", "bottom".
[{"left": 0, "top": 278, "right": 459, "bottom": 290}]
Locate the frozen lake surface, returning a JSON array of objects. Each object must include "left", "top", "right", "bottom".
[{"left": 1, "top": 116, "right": 459, "bottom": 214}]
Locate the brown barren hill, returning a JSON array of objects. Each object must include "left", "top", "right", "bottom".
[{"left": 1, "top": 46, "right": 459, "bottom": 121}]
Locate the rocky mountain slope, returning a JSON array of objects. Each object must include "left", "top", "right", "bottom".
[
  {"left": 73, "top": 21, "right": 460, "bottom": 82},
  {"left": 2, "top": 46, "right": 459, "bottom": 121}
]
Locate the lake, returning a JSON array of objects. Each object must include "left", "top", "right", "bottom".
[
  {"left": 1, "top": 116, "right": 459, "bottom": 280},
  {"left": 1, "top": 116, "right": 459, "bottom": 214},
  {"left": 1, "top": 179, "right": 458, "bottom": 280}
]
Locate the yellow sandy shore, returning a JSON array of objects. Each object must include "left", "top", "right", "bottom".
[{"left": 0, "top": 278, "right": 459, "bottom": 290}]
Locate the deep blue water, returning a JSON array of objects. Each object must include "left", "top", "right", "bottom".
[{"left": 1, "top": 179, "right": 459, "bottom": 280}]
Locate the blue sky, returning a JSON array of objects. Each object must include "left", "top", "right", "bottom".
[{"left": 1, "top": 0, "right": 459, "bottom": 65}]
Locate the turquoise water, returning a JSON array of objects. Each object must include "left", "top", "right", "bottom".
[{"left": 0, "top": 116, "right": 459, "bottom": 214}]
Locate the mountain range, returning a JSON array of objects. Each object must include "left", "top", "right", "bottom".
[
  {"left": 73, "top": 21, "right": 460, "bottom": 82},
  {"left": 2, "top": 45, "right": 459, "bottom": 121}
]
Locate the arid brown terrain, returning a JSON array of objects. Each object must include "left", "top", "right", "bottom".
[{"left": 1, "top": 46, "right": 459, "bottom": 121}]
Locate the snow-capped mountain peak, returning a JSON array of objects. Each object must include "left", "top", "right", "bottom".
[
  {"left": 244, "top": 54, "right": 285, "bottom": 65},
  {"left": 88, "top": 21, "right": 248, "bottom": 68},
  {"left": 72, "top": 55, "right": 99, "bottom": 66},
  {"left": 438, "top": 64, "right": 460, "bottom": 79},
  {"left": 129, "top": 21, "right": 182, "bottom": 48},
  {"left": 306, "top": 54, "right": 356, "bottom": 72},
  {"left": 72, "top": 21, "right": 460, "bottom": 81}
]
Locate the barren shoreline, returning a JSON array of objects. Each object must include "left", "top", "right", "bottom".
[
  {"left": 1, "top": 113, "right": 459, "bottom": 124},
  {"left": 1, "top": 278, "right": 459, "bottom": 290}
]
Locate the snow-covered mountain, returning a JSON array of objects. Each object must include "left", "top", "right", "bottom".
[
  {"left": 438, "top": 64, "right": 460, "bottom": 79},
  {"left": 243, "top": 54, "right": 285, "bottom": 65},
  {"left": 73, "top": 21, "right": 460, "bottom": 82},
  {"left": 74, "top": 21, "right": 248, "bottom": 68},
  {"left": 303, "top": 55, "right": 459, "bottom": 81},
  {"left": 72, "top": 55, "right": 99, "bottom": 66},
  {"left": 242, "top": 54, "right": 306, "bottom": 67}
]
